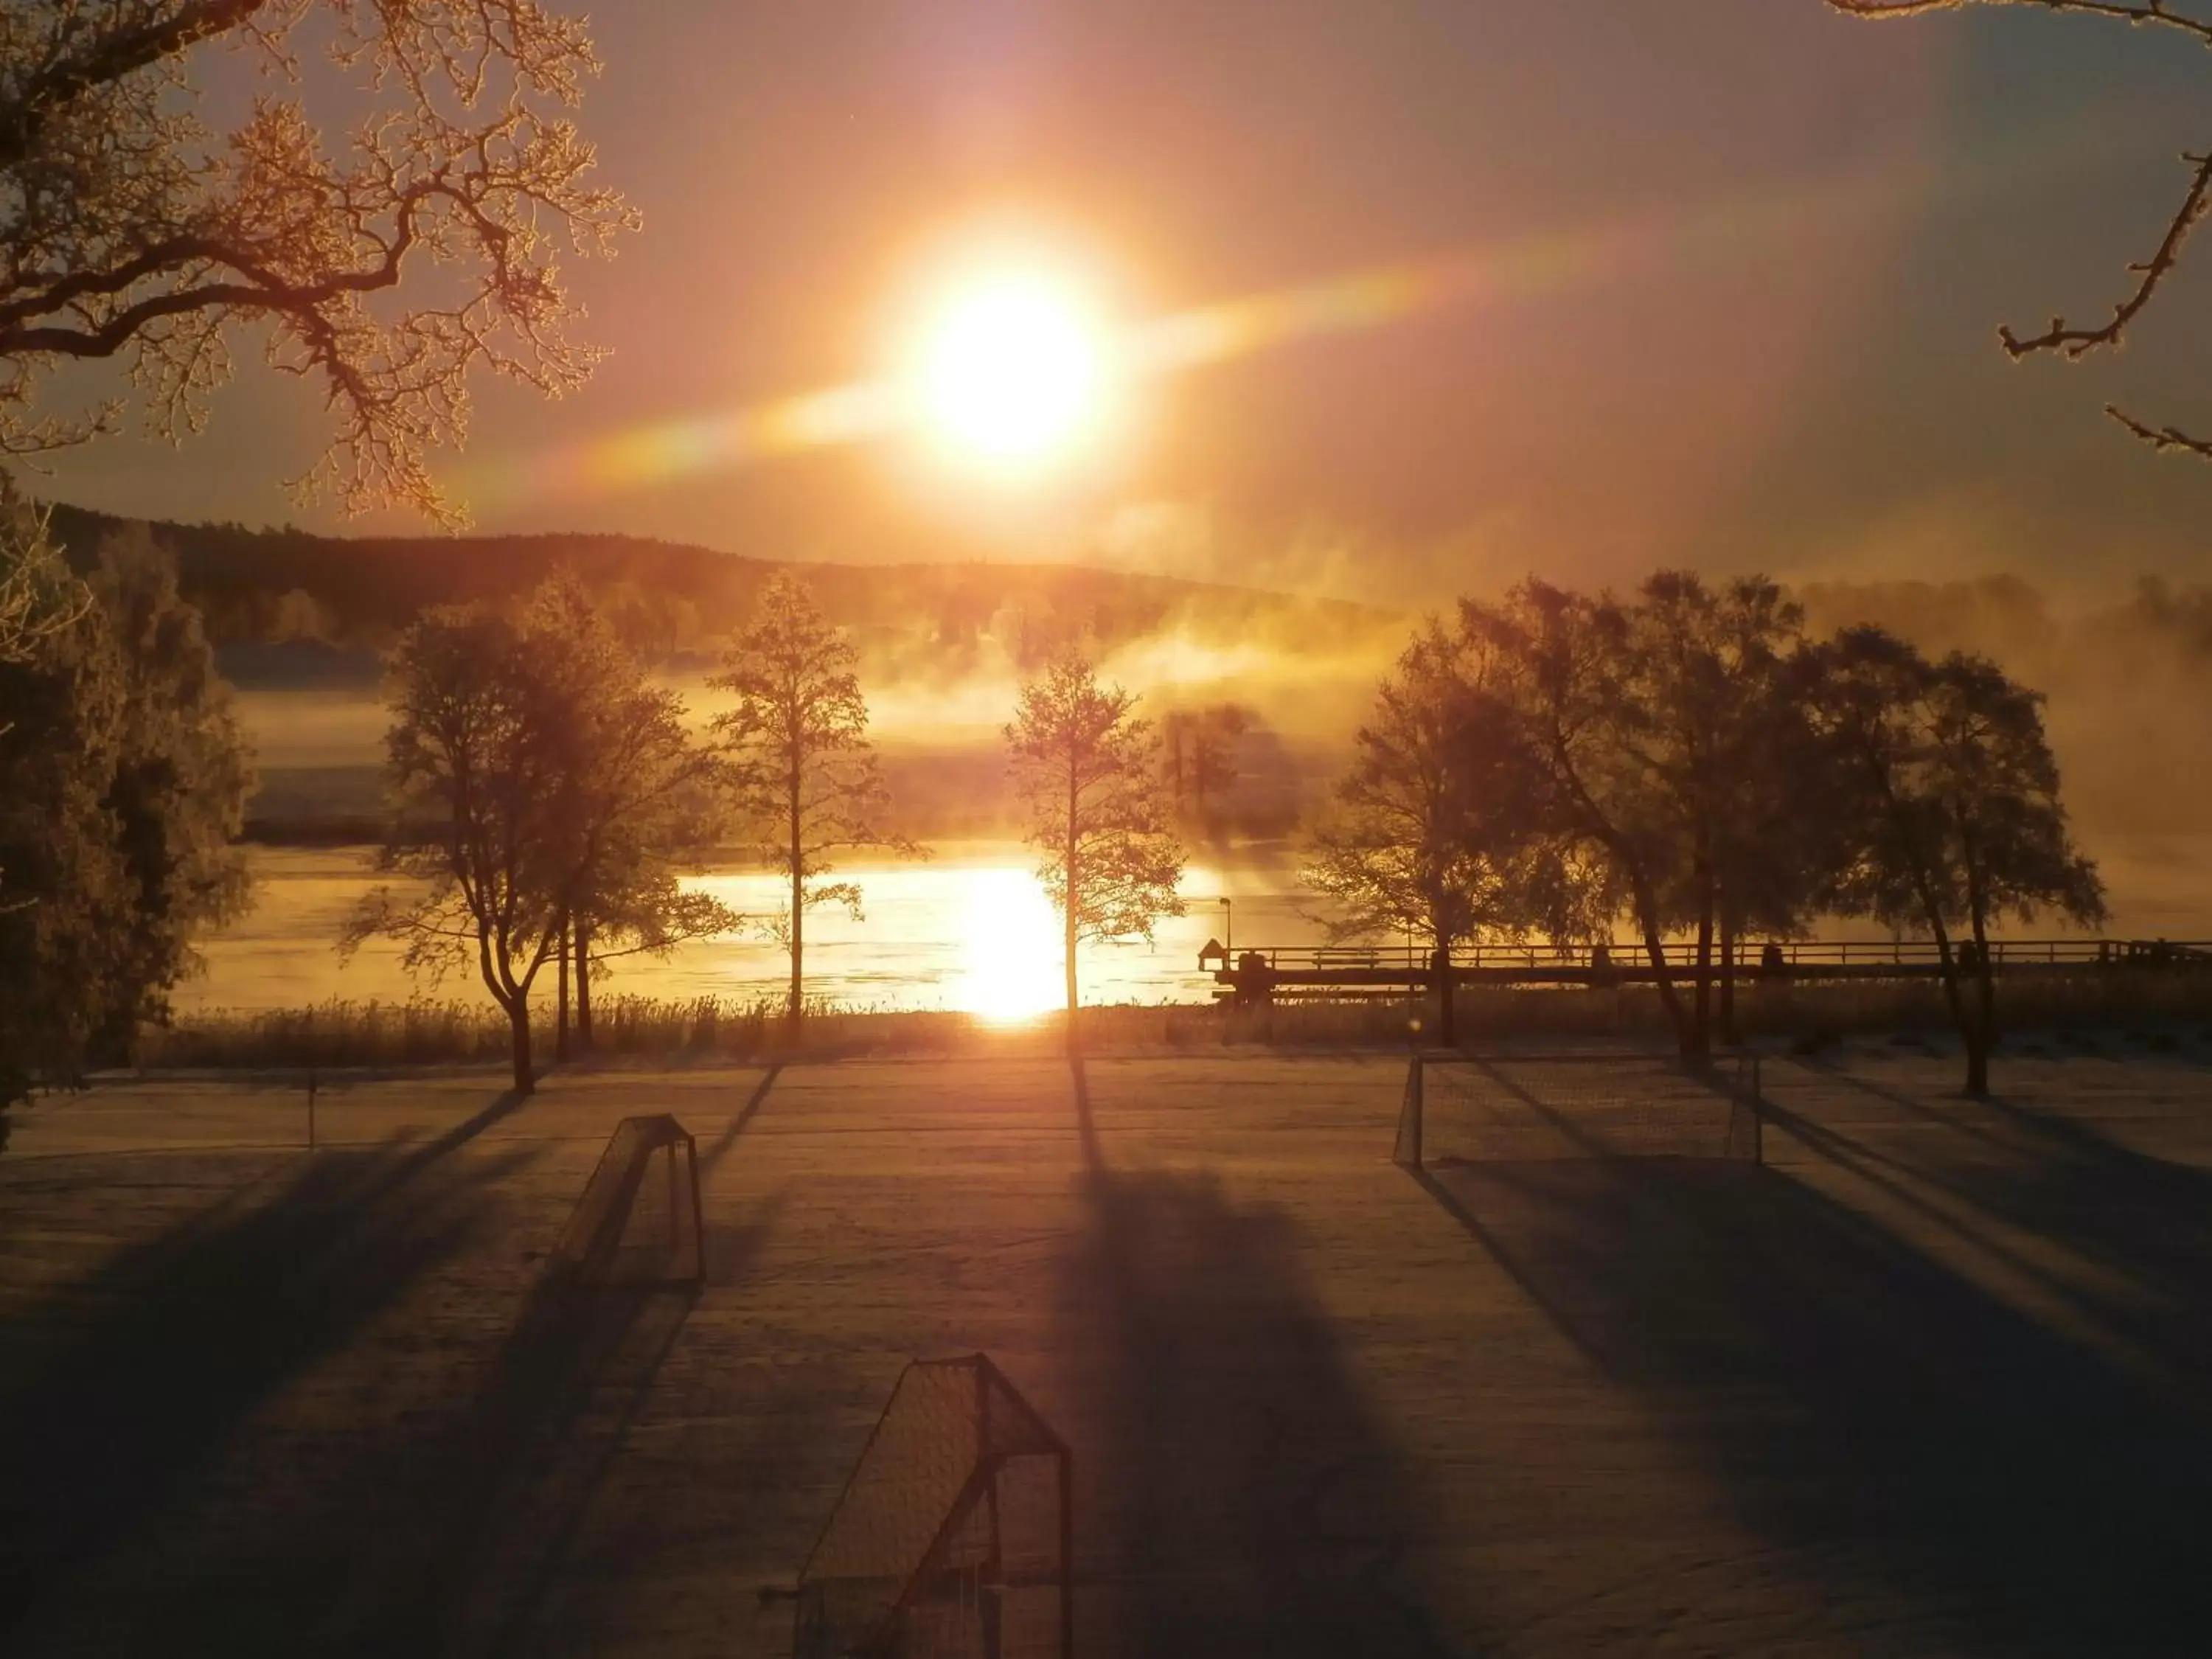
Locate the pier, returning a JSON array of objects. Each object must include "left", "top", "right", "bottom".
[{"left": 1196, "top": 937, "right": 2212, "bottom": 1003}]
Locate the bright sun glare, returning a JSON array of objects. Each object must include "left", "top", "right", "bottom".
[
  {"left": 911, "top": 268, "right": 1109, "bottom": 473},
  {"left": 958, "top": 866, "right": 1064, "bottom": 1024}
]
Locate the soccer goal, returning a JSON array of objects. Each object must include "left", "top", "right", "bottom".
[
  {"left": 549, "top": 1113, "right": 705, "bottom": 1288},
  {"left": 794, "top": 1353, "right": 1072, "bottom": 1659},
  {"left": 1394, "top": 1051, "right": 1763, "bottom": 1169}
]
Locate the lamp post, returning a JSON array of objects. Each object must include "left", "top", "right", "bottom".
[{"left": 1220, "top": 895, "right": 1233, "bottom": 960}]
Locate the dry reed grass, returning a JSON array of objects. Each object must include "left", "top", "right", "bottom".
[{"left": 126, "top": 969, "right": 2212, "bottom": 1073}]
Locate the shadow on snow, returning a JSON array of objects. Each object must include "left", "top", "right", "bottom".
[{"left": 1413, "top": 1105, "right": 2212, "bottom": 1655}]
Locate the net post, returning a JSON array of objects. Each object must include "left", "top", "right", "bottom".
[
  {"left": 1057, "top": 1442, "right": 1075, "bottom": 1659},
  {"left": 977, "top": 1358, "right": 1004, "bottom": 1659},
  {"left": 1751, "top": 1056, "right": 1764, "bottom": 1166},
  {"left": 686, "top": 1134, "right": 706, "bottom": 1284},
  {"left": 1394, "top": 1052, "right": 1425, "bottom": 1169}
]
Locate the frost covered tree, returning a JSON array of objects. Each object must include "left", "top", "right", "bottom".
[
  {"left": 712, "top": 573, "right": 910, "bottom": 1038},
  {"left": 1006, "top": 651, "right": 1184, "bottom": 1050},
  {"left": 348, "top": 580, "right": 730, "bottom": 1093},
  {"left": 0, "top": 0, "right": 635, "bottom": 519},
  {"left": 0, "top": 518, "right": 251, "bottom": 1133},
  {"left": 523, "top": 573, "right": 730, "bottom": 1055}
]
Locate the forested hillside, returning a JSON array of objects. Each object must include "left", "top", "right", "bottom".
[{"left": 40, "top": 503, "right": 1399, "bottom": 684}]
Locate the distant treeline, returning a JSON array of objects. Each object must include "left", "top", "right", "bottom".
[{"left": 39, "top": 502, "right": 1395, "bottom": 675}]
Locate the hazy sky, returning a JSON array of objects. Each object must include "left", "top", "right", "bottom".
[{"left": 33, "top": 1, "right": 2212, "bottom": 599}]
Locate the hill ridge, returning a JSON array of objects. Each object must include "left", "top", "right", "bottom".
[{"left": 38, "top": 500, "right": 1402, "bottom": 661}]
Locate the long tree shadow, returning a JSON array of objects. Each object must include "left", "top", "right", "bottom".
[
  {"left": 1767, "top": 1074, "right": 2212, "bottom": 1394},
  {"left": 1071, "top": 1054, "right": 1103, "bottom": 1171},
  {"left": 197, "top": 1186, "right": 778, "bottom": 1658},
  {"left": 41, "top": 1174, "right": 780, "bottom": 1658},
  {"left": 307, "top": 1278, "right": 706, "bottom": 1657},
  {"left": 466, "top": 1200, "right": 785, "bottom": 1656},
  {"left": 0, "top": 1108, "right": 535, "bottom": 1638},
  {"left": 701, "top": 1063, "right": 784, "bottom": 1173},
  {"left": 1058, "top": 1147, "right": 1458, "bottom": 1656},
  {"left": 1418, "top": 1152, "right": 2212, "bottom": 1653},
  {"left": 1958, "top": 1093, "right": 2212, "bottom": 1388}
]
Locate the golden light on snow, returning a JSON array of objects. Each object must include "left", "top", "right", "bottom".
[
  {"left": 957, "top": 866, "right": 1065, "bottom": 1024},
  {"left": 906, "top": 263, "right": 1112, "bottom": 474}
]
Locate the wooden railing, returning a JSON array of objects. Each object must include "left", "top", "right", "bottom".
[{"left": 1202, "top": 938, "right": 2212, "bottom": 975}]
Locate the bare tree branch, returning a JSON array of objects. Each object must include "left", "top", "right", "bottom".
[
  {"left": 1828, "top": 0, "right": 2212, "bottom": 46},
  {"left": 0, "top": 1, "right": 274, "bottom": 170},
  {"left": 1828, "top": 0, "right": 2212, "bottom": 462},
  {"left": 2106, "top": 400, "right": 2212, "bottom": 453},
  {"left": 1997, "top": 148, "right": 2212, "bottom": 358},
  {"left": 0, "top": 2, "right": 636, "bottom": 521}
]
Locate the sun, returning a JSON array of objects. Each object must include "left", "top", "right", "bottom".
[{"left": 909, "top": 267, "right": 1110, "bottom": 473}]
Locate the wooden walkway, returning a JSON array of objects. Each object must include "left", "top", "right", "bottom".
[{"left": 1197, "top": 937, "right": 2212, "bottom": 1000}]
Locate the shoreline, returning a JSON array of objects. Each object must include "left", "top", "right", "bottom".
[{"left": 123, "top": 973, "right": 2212, "bottom": 1075}]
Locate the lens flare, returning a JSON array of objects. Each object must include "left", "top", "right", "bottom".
[{"left": 453, "top": 142, "right": 1994, "bottom": 513}]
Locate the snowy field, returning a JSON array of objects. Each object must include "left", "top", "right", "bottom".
[{"left": 2, "top": 1048, "right": 2211, "bottom": 1656}]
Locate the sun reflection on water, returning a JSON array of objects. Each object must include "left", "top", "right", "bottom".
[
  {"left": 956, "top": 866, "right": 1064, "bottom": 1025},
  {"left": 186, "top": 846, "right": 1326, "bottom": 1018}
]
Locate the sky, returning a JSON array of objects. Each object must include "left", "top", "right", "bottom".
[{"left": 31, "top": 1, "right": 2212, "bottom": 602}]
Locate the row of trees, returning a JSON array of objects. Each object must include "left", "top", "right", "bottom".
[
  {"left": 0, "top": 504, "right": 1206, "bottom": 1110},
  {"left": 356, "top": 559, "right": 1197, "bottom": 1089},
  {"left": 1311, "top": 573, "right": 2105, "bottom": 1095},
  {"left": 347, "top": 570, "right": 930, "bottom": 1091},
  {"left": 361, "top": 562, "right": 2107, "bottom": 1100},
  {"left": 0, "top": 518, "right": 2118, "bottom": 1112}
]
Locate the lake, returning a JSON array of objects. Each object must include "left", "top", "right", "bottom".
[
  {"left": 179, "top": 843, "right": 1342, "bottom": 1020},
  {"left": 176, "top": 830, "right": 2212, "bottom": 1020}
]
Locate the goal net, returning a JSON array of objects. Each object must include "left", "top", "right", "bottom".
[
  {"left": 795, "top": 1354, "right": 1071, "bottom": 1659},
  {"left": 1395, "top": 1052, "right": 1762, "bottom": 1169},
  {"left": 550, "top": 1113, "right": 705, "bottom": 1288}
]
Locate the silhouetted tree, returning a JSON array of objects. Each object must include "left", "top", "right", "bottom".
[
  {"left": 1812, "top": 626, "right": 2107, "bottom": 1096},
  {"left": 711, "top": 572, "right": 911, "bottom": 1037},
  {"left": 1618, "top": 572, "right": 1815, "bottom": 1060},
  {"left": 1462, "top": 579, "right": 1723, "bottom": 1059},
  {"left": 348, "top": 607, "right": 562, "bottom": 1091},
  {"left": 1826, "top": 1, "right": 2212, "bottom": 459},
  {"left": 523, "top": 574, "right": 732, "bottom": 1054},
  {"left": 1163, "top": 703, "right": 1250, "bottom": 838},
  {"left": 0, "top": 0, "right": 636, "bottom": 518},
  {"left": 1461, "top": 573, "right": 1834, "bottom": 1063},
  {"left": 1306, "top": 625, "right": 1548, "bottom": 1046},
  {"left": 1718, "top": 641, "right": 1866, "bottom": 1040},
  {"left": 0, "top": 522, "right": 252, "bottom": 1134},
  {"left": 348, "top": 586, "right": 732, "bottom": 1093},
  {"left": 1006, "top": 651, "right": 1185, "bottom": 1050}
]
